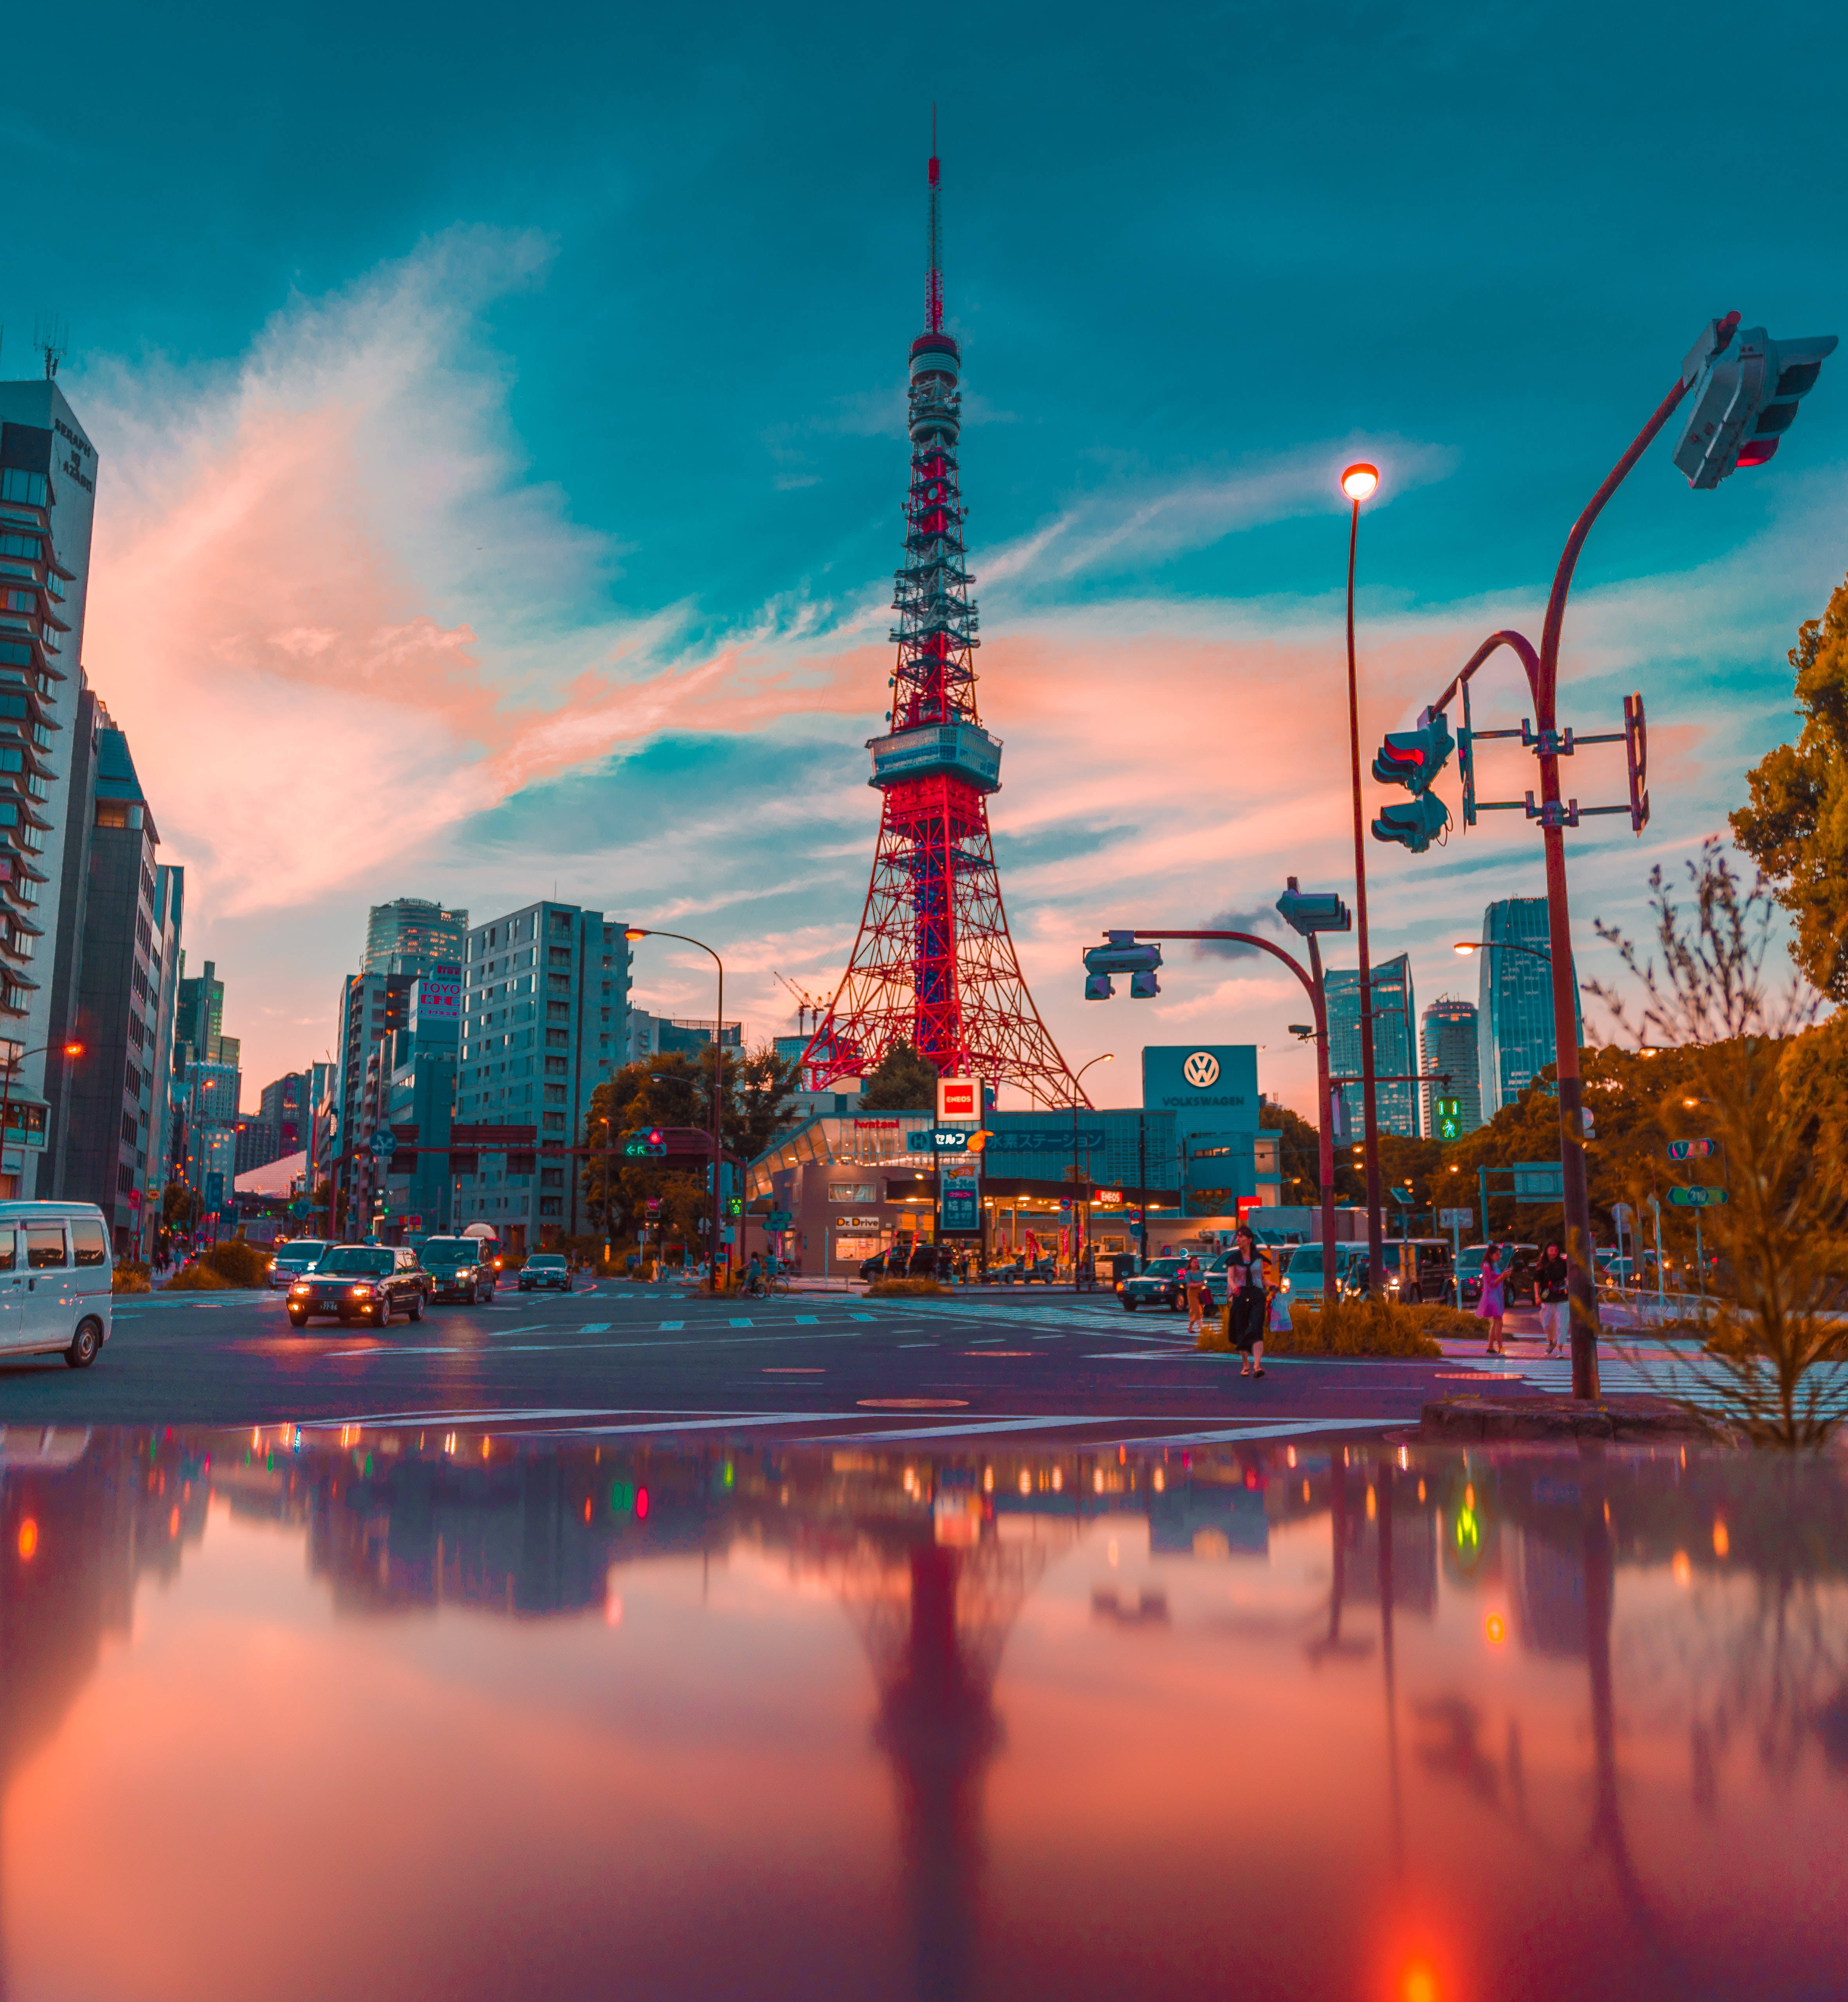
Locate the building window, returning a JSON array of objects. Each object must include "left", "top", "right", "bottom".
[
  {"left": 544, "top": 1056, "right": 567, "bottom": 1076},
  {"left": 546, "top": 1028, "right": 568, "bottom": 1048},
  {"left": 542, "top": 1112, "right": 565, "bottom": 1132},
  {"left": 548, "top": 1002, "right": 568, "bottom": 1022},
  {"left": 540, "top": 1167, "right": 563, "bottom": 1188},
  {"left": 539, "top": 1197, "right": 562, "bottom": 1216}
]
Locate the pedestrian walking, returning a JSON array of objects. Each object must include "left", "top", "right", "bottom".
[
  {"left": 1227, "top": 1224, "right": 1268, "bottom": 1377},
  {"left": 1184, "top": 1254, "right": 1206, "bottom": 1335},
  {"left": 1536, "top": 1239, "right": 1569, "bottom": 1356},
  {"left": 1479, "top": 1242, "right": 1507, "bottom": 1355}
]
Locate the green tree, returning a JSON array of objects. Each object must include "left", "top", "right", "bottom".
[
  {"left": 856, "top": 1039, "right": 939, "bottom": 1111},
  {"left": 1731, "top": 569, "right": 1848, "bottom": 1000},
  {"left": 161, "top": 1181, "right": 193, "bottom": 1229},
  {"left": 1592, "top": 844, "right": 1848, "bottom": 1445},
  {"left": 579, "top": 1043, "right": 798, "bottom": 1239}
]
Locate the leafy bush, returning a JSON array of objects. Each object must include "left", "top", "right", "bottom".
[
  {"left": 867, "top": 1276, "right": 946, "bottom": 1297},
  {"left": 112, "top": 1262, "right": 151, "bottom": 1294},
  {"left": 162, "top": 1261, "right": 233, "bottom": 1291},
  {"left": 201, "top": 1238, "right": 272, "bottom": 1287},
  {"left": 1196, "top": 1297, "right": 1450, "bottom": 1357}
]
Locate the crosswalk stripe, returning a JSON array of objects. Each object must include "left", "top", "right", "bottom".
[
  {"left": 579, "top": 1323, "right": 611, "bottom": 1333},
  {"left": 660, "top": 1320, "right": 684, "bottom": 1330}
]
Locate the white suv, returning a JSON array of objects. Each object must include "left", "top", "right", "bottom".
[{"left": 0, "top": 1201, "right": 113, "bottom": 1368}]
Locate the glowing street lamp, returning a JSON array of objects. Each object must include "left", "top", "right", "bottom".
[{"left": 1340, "top": 461, "right": 1386, "bottom": 1295}]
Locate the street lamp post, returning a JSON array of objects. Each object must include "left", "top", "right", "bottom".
[
  {"left": 626, "top": 928, "right": 727, "bottom": 1294},
  {"left": 1070, "top": 1053, "right": 1113, "bottom": 1276},
  {"left": 0, "top": 1039, "right": 83, "bottom": 1200},
  {"left": 1341, "top": 463, "right": 1386, "bottom": 1298}
]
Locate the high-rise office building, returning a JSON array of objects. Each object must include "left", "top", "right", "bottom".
[
  {"left": 362, "top": 898, "right": 467, "bottom": 976},
  {"left": 1326, "top": 952, "right": 1419, "bottom": 1139},
  {"left": 370, "top": 968, "right": 461, "bottom": 1235},
  {"left": 59, "top": 700, "right": 181, "bottom": 1251},
  {"left": 258, "top": 1072, "right": 309, "bottom": 1159},
  {"left": 177, "top": 958, "right": 232, "bottom": 1062},
  {"left": 330, "top": 963, "right": 420, "bottom": 1234},
  {"left": 1420, "top": 996, "right": 1482, "bottom": 1138},
  {"left": 1476, "top": 897, "right": 1582, "bottom": 1118},
  {"left": 0, "top": 379, "right": 101, "bottom": 1196},
  {"left": 454, "top": 901, "right": 632, "bottom": 1249}
]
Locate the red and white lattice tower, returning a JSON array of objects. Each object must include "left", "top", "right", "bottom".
[{"left": 802, "top": 137, "right": 1080, "bottom": 1109}]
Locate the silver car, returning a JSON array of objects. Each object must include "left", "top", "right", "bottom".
[{"left": 267, "top": 1239, "right": 330, "bottom": 1290}]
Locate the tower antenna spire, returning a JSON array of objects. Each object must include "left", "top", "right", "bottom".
[{"left": 926, "top": 111, "right": 943, "bottom": 335}]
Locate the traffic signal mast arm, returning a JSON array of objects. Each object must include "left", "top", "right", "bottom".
[{"left": 1085, "top": 925, "right": 1336, "bottom": 1300}]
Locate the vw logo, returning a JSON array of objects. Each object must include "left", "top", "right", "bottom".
[{"left": 1183, "top": 1051, "right": 1220, "bottom": 1089}]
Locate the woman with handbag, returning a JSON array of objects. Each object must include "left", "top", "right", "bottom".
[{"left": 1227, "top": 1224, "right": 1269, "bottom": 1377}]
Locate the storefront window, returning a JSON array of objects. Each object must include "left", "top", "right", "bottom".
[{"left": 828, "top": 1181, "right": 875, "bottom": 1204}]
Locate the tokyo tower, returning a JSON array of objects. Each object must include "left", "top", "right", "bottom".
[{"left": 803, "top": 136, "right": 1080, "bottom": 1109}]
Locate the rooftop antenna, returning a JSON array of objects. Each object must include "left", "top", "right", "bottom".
[
  {"left": 32, "top": 314, "right": 67, "bottom": 381},
  {"left": 926, "top": 109, "right": 943, "bottom": 335}
]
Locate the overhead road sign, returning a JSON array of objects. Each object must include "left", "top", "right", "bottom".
[{"left": 1667, "top": 1186, "right": 1727, "bottom": 1207}]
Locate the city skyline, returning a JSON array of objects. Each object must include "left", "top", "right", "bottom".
[{"left": 4, "top": 4, "right": 1846, "bottom": 1108}]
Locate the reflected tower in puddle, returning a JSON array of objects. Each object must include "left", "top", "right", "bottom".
[{"left": 838, "top": 1483, "right": 1053, "bottom": 2002}]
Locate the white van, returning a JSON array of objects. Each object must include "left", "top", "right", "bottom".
[{"left": 0, "top": 1201, "right": 113, "bottom": 1368}]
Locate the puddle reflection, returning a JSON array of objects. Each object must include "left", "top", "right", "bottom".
[{"left": 0, "top": 1426, "right": 1843, "bottom": 2001}]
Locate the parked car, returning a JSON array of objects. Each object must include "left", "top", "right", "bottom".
[
  {"left": 858, "top": 1244, "right": 941, "bottom": 1282},
  {"left": 0, "top": 1200, "right": 113, "bottom": 1369},
  {"left": 1278, "top": 1242, "right": 1368, "bottom": 1300},
  {"left": 287, "top": 1244, "right": 427, "bottom": 1327},
  {"left": 266, "top": 1239, "right": 330, "bottom": 1290},
  {"left": 990, "top": 1254, "right": 1057, "bottom": 1285},
  {"left": 518, "top": 1253, "right": 574, "bottom": 1293},
  {"left": 418, "top": 1236, "right": 497, "bottom": 1305},
  {"left": 1118, "top": 1256, "right": 1214, "bottom": 1313},
  {"left": 1455, "top": 1242, "right": 1541, "bottom": 1308}
]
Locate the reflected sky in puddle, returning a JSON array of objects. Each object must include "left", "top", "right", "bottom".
[{"left": 1, "top": 1425, "right": 1843, "bottom": 2001}]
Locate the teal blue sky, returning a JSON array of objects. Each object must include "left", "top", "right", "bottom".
[{"left": 7, "top": 0, "right": 1846, "bottom": 1101}]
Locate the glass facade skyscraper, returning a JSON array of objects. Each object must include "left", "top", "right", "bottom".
[
  {"left": 1476, "top": 897, "right": 1582, "bottom": 1118},
  {"left": 1420, "top": 996, "right": 1482, "bottom": 1137},
  {"left": 362, "top": 898, "right": 468, "bottom": 976},
  {"left": 1326, "top": 951, "right": 1419, "bottom": 1139}
]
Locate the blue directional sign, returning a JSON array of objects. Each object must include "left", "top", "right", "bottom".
[{"left": 907, "top": 1128, "right": 970, "bottom": 1151}]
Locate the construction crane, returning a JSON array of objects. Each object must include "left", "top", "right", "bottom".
[{"left": 773, "top": 972, "right": 831, "bottom": 1037}]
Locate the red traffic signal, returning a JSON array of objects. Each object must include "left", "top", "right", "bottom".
[
  {"left": 1370, "top": 710, "right": 1454, "bottom": 795},
  {"left": 1673, "top": 315, "right": 1837, "bottom": 489}
]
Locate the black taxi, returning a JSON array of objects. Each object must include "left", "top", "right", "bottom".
[{"left": 287, "top": 1244, "right": 428, "bottom": 1327}]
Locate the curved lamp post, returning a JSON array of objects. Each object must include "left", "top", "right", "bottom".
[
  {"left": 0, "top": 1039, "right": 83, "bottom": 1201},
  {"left": 625, "top": 928, "right": 726, "bottom": 1293}
]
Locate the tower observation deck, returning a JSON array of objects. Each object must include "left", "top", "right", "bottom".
[{"left": 801, "top": 139, "right": 1079, "bottom": 1109}]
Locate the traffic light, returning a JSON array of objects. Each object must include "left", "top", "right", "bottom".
[
  {"left": 1275, "top": 878, "right": 1351, "bottom": 935},
  {"left": 621, "top": 1127, "right": 668, "bottom": 1158},
  {"left": 1371, "top": 708, "right": 1454, "bottom": 794},
  {"left": 1673, "top": 315, "right": 1838, "bottom": 489},
  {"left": 1372, "top": 794, "right": 1449, "bottom": 853},
  {"left": 1433, "top": 1096, "right": 1462, "bottom": 1141},
  {"left": 1083, "top": 933, "right": 1163, "bottom": 1000}
]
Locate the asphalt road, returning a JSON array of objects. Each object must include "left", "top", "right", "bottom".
[{"left": 0, "top": 1279, "right": 1531, "bottom": 1446}]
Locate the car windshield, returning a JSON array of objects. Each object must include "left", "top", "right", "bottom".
[
  {"left": 276, "top": 1242, "right": 328, "bottom": 1260},
  {"left": 319, "top": 1248, "right": 394, "bottom": 1277},
  {"left": 421, "top": 1240, "right": 476, "bottom": 1263},
  {"left": 528, "top": 1255, "right": 566, "bottom": 1269},
  {"left": 1142, "top": 1260, "right": 1184, "bottom": 1277}
]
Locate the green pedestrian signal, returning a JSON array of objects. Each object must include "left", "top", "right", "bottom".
[{"left": 1434, "top": 1096, "right": 1462, "bottom": 1141}]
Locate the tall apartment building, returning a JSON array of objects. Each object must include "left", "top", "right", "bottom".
[
  {"left": 1325, "top": 951, "right": 1419, "bottom": 1139},
  {"left": 1477, "top": 897, "right": 1582, "bottom": 1119},
  {"left": 454, "top": 901, "right": 631, "bottom": 1249},
  {"left": 59, "top": 701, "right": 182, "bottom": 1252},
  {"left": 362, "top": 897, "right": 467, "bottom": 974},
  {"left": 331, "top": 964, "right": 419, "bottom": 1235},
  {"left": 177, "top": 957, "right": 236, "bottom": 1065},
  {"left": 1419, "top": 996, "right": 1482, "bottom": 1138},
  {"left": 0, "top": 381, "right": 101, "bottom": 1196},
  {"left": 371, "top": 968, "right": 461, "bottom": 1236},
  {"left": 178, "top": 1055, "right": 241, "bottom": 1225}
]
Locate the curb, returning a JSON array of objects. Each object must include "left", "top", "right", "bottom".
[{"left": 1420, "top": 1394, "right": 1719, "bottom": 1442}]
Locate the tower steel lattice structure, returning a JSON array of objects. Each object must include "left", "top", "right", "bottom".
[{"left": 802, "top": 140, "right": 1080, "bottom": 1109}]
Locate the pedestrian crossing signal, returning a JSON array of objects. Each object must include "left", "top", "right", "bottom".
[{"left": 1434, "top": 1096, "right": 1462, "bottom": 1141}]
